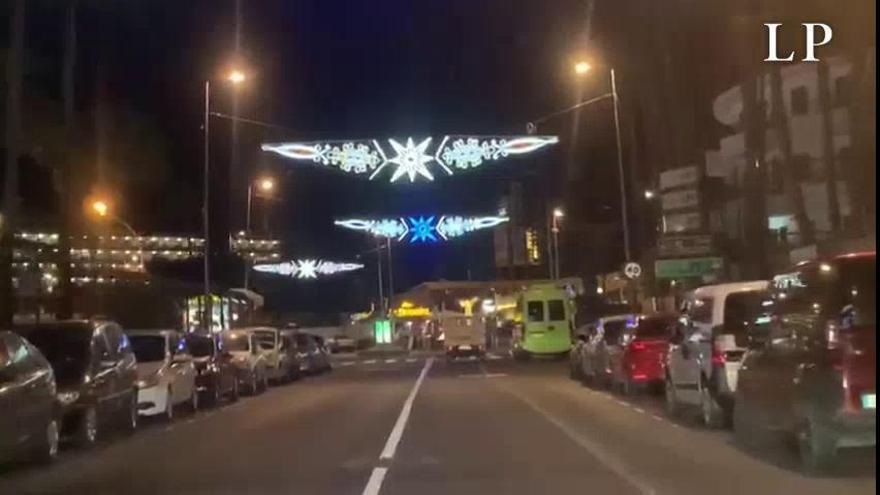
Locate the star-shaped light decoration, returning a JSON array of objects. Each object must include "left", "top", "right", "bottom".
[
  {"left": 253, "top": 259, "right": 364, "bottom": 280},
  {"left": 408, "top": 216, "right": 438, "bottom": 243},
  {"left": 387, "top": 138, "right": 434, "bottom": 183}
]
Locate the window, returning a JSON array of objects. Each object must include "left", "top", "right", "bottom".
[
  {"left": 547, "top": 300, "right": 566, "bottom": 321},
  {"left": 636, "top": 316, "right": 677, "bottom": 338},
  {"left": 129, "top": 335, "right": 167, "bottom": 362},
  {"left": 790, "top": 86, "right": 809, "bottom": 115},
  {"left": 724, "top": 290, "right": 771, "bottom": 346},
  {"left": 688, "top": 297, "right": 714, "bottom": 324},
  {"left": 602, "top": 320, "right": 625, "bottom": 344},
  {"left": 526, "top": 301, "right": 544, "bottom": 322},
  {"left": 93, "top": 333, "right": 112, "bottom": 361}
]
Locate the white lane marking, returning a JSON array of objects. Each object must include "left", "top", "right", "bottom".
[
  {"left": 364, "top": 359, "right": 377, "bottom": 365},
  {"left": 651, "top": 414, "right": 664, "bottom": 422},
  {"left": 340, "top": 362, "right": 355, "bottom": 367},
  {"left": 379, "top": 358, "right": 434, "bottom": 461},
  {"left": 505, "top": 388, "right": 656, "bottom": 495},
  {"left": 633, "top": 407, "right": 646, "bottom": 414},
  {"left": 361, "top": 467, "right": 388, "bottom": 495},
  {"left": 487, "top": 354, "right": 503, "bottom": 360},
  {"left": 405, "top": 358, "right": 418, "bottom": 363},
  {"left": 614, "top": 399, "right": 629, "bottom": 406},
  {"left": 458, "top": 373, "right": 508, "bottom": 379},
  {"left": 385, "top": 359, "right": 397, "bottom": 364}
]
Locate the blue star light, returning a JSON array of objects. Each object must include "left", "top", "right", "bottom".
[{"left": 408, "top": 216, "right": 438, "bottom": 243}]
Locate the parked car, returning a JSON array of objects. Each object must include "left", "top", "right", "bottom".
[
  {"left": 250, "top": 327, "right": 301, "bottom": 384},
  {"left": 185, "top": 333, "right": 239, "bottom": 405},
  {"left": 14, "top": 320, "right": 138, "bottom": 447},
  {"left": 0, "top": 331, "right": 59, "bottom": 463},
  {"left": 284, "top": 331, "right": 331, "bottom": 374},
  {"left": 734, "top": 252, "right": 875, "bottom": 472},
  {"left": 222, "top": 330, "right": 268, "bottom": 395},
  {"left": 665, "top": 281, "right": 771, "bottom": 427},
  {"left": 610, "top": 314, "right": 678, "bottom": 395},
  {"left": 578, "top": 314, "right": 639, "bottom": 387},
  {"left": 126, "top": 330, "right": 198, "bottom": 420}
]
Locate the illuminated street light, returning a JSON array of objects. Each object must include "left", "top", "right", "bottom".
[
  {"left": 574, "top": 61, "right": 592, "bottom": 75},
  {"left": 553, "top": 208, "right": 565, "bottom": 218},
  {"left": 92, "top": 200, "right": 109, "bottom": 217},
  {"left": 227, "top": 69, "right": 246, "bottom": 85},
  {"left": 258, "top": 177, "right": 275, "bottom": 192},
  {"left": 644, "top": 190, "right": 656, "bottom": 200}
]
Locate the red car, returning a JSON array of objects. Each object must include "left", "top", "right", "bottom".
[{"left": 610, "top": 314, "right": 679, "bottom": 395}]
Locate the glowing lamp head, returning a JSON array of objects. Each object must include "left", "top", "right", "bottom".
[
  {"left": 644, "top": 190, "right": 656, "bottom": 200},
  {"left": 258, "top": 177, "right": 275, "bottom": 192},
  {"left": 553, "top": 208, "right": 565, "bottom": 218},
  {"left": 92, "top": 200, "right": 109, "bottom": 217},
  {"left": 227, "top": 69, "right": 246, "bottom": 85},
  {"left": 574, "top": 61, "right": 592, "bottom": 75}
]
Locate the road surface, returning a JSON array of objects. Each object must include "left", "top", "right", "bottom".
[{"left": 1, "top": 354, "right": 874, "bottom": 494}]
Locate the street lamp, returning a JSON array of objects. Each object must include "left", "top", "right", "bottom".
[
  {"left": 573, "top": 60, "right": 632, "bottom": 263},
  {"left": 203, "top": 67, "right": 247, "bottom": 332},
  {"left": 548, "top": 207, "right": 564, "bottom": 280},
  {"left": 243, "top": 175, "right": 275, "bottom": 290},
  {"left": 88, "top": 198, "right": 143, "bottom": 271},
  {"left": 644, "top": 190, "right": 656, "bottom": 200}
]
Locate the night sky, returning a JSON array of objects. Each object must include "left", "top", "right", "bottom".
[{"left": 11, "top": 1, "right": 621, "bottom": 314}]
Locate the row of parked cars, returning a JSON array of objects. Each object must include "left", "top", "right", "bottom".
[
  {"left": 570, "top": 252, "right": 875, "bottom": 472},
  {"left": 0, "top": 322, "right": 332, "bottom": 466}
]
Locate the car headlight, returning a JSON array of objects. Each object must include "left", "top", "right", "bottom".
[
  {"left": 137, "top": 374, "right": 160, "bottom": 389},
  {"left": 56, "top": 390, "right": 80, "bottom": 406}
]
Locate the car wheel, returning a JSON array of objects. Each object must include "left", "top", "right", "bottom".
[
  {"left": 699, "top": 379, "right": 723, "bottom": 428},
  {"left": 798, "top": 416, "right": 837, "bottom": 474},
  {"left": 188, "top": 388, "right": 199, "bottom": 413},
  {"left": 123, "top": 391, "right": 138, "bottom": 434},
  {"left": 230, "top": 377, "right": 240, "bottom": 402},
  {"left": 33, "top": 419, "right": 60, "bottom": 463},
  {"left": 664, "top": 375, "right": 679, "bottom": 417},
  {"left": 76, "top": 406, "right": 99, "bottom": 447},
  {"left": 163, "top": 387, "right": 175, "bottom": 422},
  {"left": 622, "top": 378, "right": 635, "bottom": 396},
  {"left": 249, "top": 372, "right": 259, "bottom": 395}
]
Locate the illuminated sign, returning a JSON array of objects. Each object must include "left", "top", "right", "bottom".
[
  {"left": 335, "top": 215, "right": 508, "bottom": 243},
  {"left": 262, "top": 135, "right": 558, "bottom": 183},
  {"left": 374, "top": 320, "right": 393, "bottom": 344},
  {"left": 253, "top": 259, "right": 364, "bottom": 279},
  {"left": 393, "top": 301, "right": 432, "bottom": 318}
]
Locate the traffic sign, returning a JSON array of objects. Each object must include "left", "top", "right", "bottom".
[{"left": 624, "top": 262, "right": 642, "bottom": 279}]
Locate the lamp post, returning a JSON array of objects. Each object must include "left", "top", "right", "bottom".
[
  {"left": 90, "top": 199, "right": 144, "bottom": 272},
  {"left": 203, "top": 69, "right": 246, "bottom": 333},
  {"left": 551, "top": 208, "right": 564, "bottom": 279},
  {"left": 243, "top": 176, "right": 274, "bottom": 290}
]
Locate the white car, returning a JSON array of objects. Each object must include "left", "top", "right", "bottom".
[
  {"left": 127, "top": 330, "right": 198, "bottom": 420},
  {"left": 222, "top": 330, "right": 269, "bottom": 395},
  {"left": 664, "top": 281, "right": 770, "bottom": 427}
]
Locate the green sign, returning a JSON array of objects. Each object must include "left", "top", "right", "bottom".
[
  {"left": 655, "top": 257, "right": 723, "bottom": 279},
  {"left": 374, "top": 319, "right": 392, "bottom": 344}
]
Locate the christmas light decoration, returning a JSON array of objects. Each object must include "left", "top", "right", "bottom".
[
  {"left": 334, "top": 215, "right": 508, "bottom": 243},
  {"left": 261, "top": 135, "right": 558, "bottom": 183},
  {"left": 253, "top": 259, "right": 364, "bottom": 279}
]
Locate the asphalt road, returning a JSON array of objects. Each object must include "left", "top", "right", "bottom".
[{"left": 1, "top": 353, "right": 875, "bottom": 495}]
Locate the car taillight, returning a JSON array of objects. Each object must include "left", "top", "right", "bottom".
[
  {"left": 711, "top": 345, "right": 725, "bottom": 365},
  {"left": 629, "top": 341, "right": 647, "bottom": 352}
]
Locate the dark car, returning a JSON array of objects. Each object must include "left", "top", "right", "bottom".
[
  {"left": 186, "top": 334, "right": 239, "bottom": 405},
  {"left": 283, "top": 332, "right": 331, "bottom": 375},
  {"left": 734, "top": 252, "right": 876, "bottom": 472},
  {"left": 14, "top": 320, "right": 139, "bottom": 447},
  {"left": 0, "top": 331, "right": 59, "bottom": 463}
]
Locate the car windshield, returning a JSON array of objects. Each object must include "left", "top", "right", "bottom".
[
  {"left": 186, "top": 336, "right": 215, "bottom": 358},
  {"left": 223, "top": 334, "right": 250, "bottom": 352},
  {"left": 602, "top": 320, "right": 626, "bottom": 343},
  {"left": 15, "top": 325, "right": 91, "bottom": 384},
  {"left": 636, "top": 316, "right": 677, "bottom": 338},
  {"left": 253, "top": 331, "right": 276, "bottom": 350},
  {"left": 128, "top": 335, "right": 166, "bottom": 363}
]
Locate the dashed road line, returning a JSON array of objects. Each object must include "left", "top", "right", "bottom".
[
  {"left": 360, "top": 358, "right": 434, "bottom": 495},
  {"left": 385, "top": 359, "right": 397, "bottom": 364},
  {"left": 364, "top": 359, "right": 377, "bottom": 365},
  {"left": 405, "top": 358, "right": 418, "bottom": 363}
]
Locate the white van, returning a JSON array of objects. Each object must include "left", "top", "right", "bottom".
[{"left": 665, "top": 280, "right": 771, "bottom": 427}]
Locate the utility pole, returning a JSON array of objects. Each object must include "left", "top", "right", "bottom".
[
  {"left": 57, "top": 0, "right": 78, "bottom": 319},
  {"left": 203, "top": 80, "right": 212, "bottom": 332}
]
